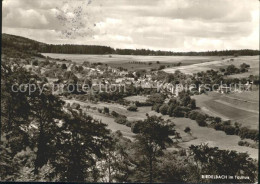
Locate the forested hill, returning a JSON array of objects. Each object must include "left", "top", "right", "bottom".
[
  {"left": 2, "top": 33, "right": 259, "bottom": 56},
  {"left": 2, "top": 33, "right": 47, "bottom": 58}
]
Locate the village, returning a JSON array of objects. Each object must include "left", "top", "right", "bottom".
[{"left": 11, "top": 54, "right": 256, "bottom": 98}]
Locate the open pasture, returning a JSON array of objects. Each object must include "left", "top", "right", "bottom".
[
  {"left": 192, "top": 91, "right": 259, "bottom": 129},
  {"left": 164, "top": 56, "right": 259, "bottom": 75},
  {"left": 42, "top": 53, "right": 220, "bottom": 71},
  {"left": 65, "top": 98, "right": 258, "bottom": 159},
  {"left": 124, "top": 95, "right": 148, "bottom": 103}
]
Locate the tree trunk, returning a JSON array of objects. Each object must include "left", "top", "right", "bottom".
[
  {"left": 149, "top": 154, "right": 153, "bottom": 183},
  {"left": 34, "top": 122, "right": 46, "bottom": 174},
  {"left": 108, "top": 158, "right": 111, "bottom": 182}
]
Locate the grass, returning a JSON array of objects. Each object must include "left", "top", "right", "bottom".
[
  {"left": 65, "top": 97, "right": 258, "bottom": 159},
  {"left": 227, "top": 90, "right": 259, "bottom": 102},
  {"left": 124, "top": 95, "right": 148, "bottom": 103},
  {"left": 192, "top": 91, "right": 259, "bottom": 129},
  {"left": 87, "top": 112, "right": 135, "bottom": 140},
  {"left": 164, "top": 56, "right": 259, "bottom": 75},
  {"left": 42, "top": 53, "right": 219, "bottom": 71},
  {"left": 171, "top": 118, "right": 258, "bottom": 159}
]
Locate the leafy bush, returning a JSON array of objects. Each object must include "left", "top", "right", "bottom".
[
  {"left": 115, "top": 115, "right": 127, "bottom": 125},
  {"left": 223, "top": 125, "right": 236, "bottom": 135},
  {"left": 111, "top": 111, "right": 119, "bottom": 117},
  {"left": 173, "top": 106, "right": 184, "bottom": 117},
  {"left": 152, "top": 103, "right": 161, "bottom": 113},
  {"left": 159, "top": 104, "right": 169, "bottom": 115},
  {"left": 127, "top": 105, "right": 138, "bottom": 111},
  {"left": 147, "top": 93, "right": 165, "bottom": 105},
  {"left": 98, "top": 108, "right": 102, "bottom": 113},
  {"left": 188, "top": 111, "right": 199, "bottom": 120},
  {"left": 135, "top": 101, "right": 152, "bottom": 107},
  {"left": 197, "top": 119, "right": 207, "bottom": 127},
  {"left": 103, "top": 107, "right": 109, "bottom": 114},
  {"left": 125, "top": 121, "right": 132, "bottom": 127},
  {"left": 184, "top": 127, "right": 191, "bottom": 133},
  {"left": 71, "top": 103, "right": 80, "bottom": 110},
  {"left": 61, "top": 63, "right": 67, "bottom": 70},
  {"left": 131, "top": 121, "right": 142, "bottom": 133},
  {"left": 159, "top": 65, "right": 165, "bottom": 70},
  {"left": 32, "top": 60, "right": 38, "bottom": 66}
]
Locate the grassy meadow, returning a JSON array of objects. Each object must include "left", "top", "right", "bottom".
[
  {"left": 42, "top": 53, "right": 220, "bottom": 71},
  {"left": 192, "top": 91, "right": 259, "bottom": 129},
  {"left": 163, "top": 55, "right": 259, "bottom": 76},
  {"left": 64, "top": 96, "right": 258, "bottom": 159}
]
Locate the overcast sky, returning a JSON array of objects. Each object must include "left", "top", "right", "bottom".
[{"left": 2, "top": 0, "right": 259, "bottom": 51}]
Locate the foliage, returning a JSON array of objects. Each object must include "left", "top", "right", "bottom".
[
  {"left": 190, "top": 144, "right": 258, "bottom": 183},
  {"left": 184, "top": 127, "right": 191, "bottom": 133},
  {"left": 132, "top": 115, "right": 176, "bottom": 182},
  {"left": 146, "top": 93, "right": 166, "bottom": 105},
  {"left": 103, "top": 107, "right": 110, "bottom": 114},
  {"left": 127, "top": 105, "right": 138, "bottom": 112},
  {"left": 51, "top": 110, "right": 111, "bottom": 182}
]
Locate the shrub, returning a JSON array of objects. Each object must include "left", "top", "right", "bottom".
[
  {"left": 195, "top": 113, "right": 206, "bottom": 122},
  {"left": 61, "top": 63, "right": 67, "bottom": 70},
  {"left": 159, "top": 104, "right": 169, "bottom": 115},
  {"left": 111, "top": 111, "right": 119, "bottom": 117},
  {"left": 152, "top": 103, "right": 161, "bottom": 113},
  {"left": 32, "top": 60, "right": 38, "bottom": 66},
  {"left": 223, "top": 125, "right": 236, "bottom": 135},
  {"left": 214, "top": 117, "right": 222, "bottom": 123},
  {"left": 71, "top": 103, "right": 80, "bottom": 110},
  {"left": 219, "top": 68, "right": 225, "bottom": 72},
  {"left": 190, "top": 99, "right": 196, "bottom": 109},
  {"left": 188, "top": 111, "right": 199, "bottom": 120},
  {"left": 131, "top": 121, "right": 142, "bottom": 133},
  {"left": 127, "top": 105, "right": 138, "bottom": 111},
  {"left": 178, "top": 149, "right": 186, "bottom": 156},
  {"left": 197, "top": 119, "right": 207, "bottom": 127},
  {"left": 238, "top": 140, "right": 246, "bottom": 146},
  {"left": 159, "top": 65, "right": 166, "bottom": 70},
  {"left": 167, "top": 104, "right": 175, "bottom": 117},
  {"left": 125, "top": 121, "right": 132, "bottom": 127},
  {"left": 173, "top": 106, "right": 184, "bottom": 117},
  {"left": 115, "top": 116, "right": 127, "bottom": 125},
  {"left": 135, "top": 101, "right": 152, "bottom": 107},
  {"left": 184, "top": 127, "right": 191, "bottom": 133},
  {"left": 103, "top": 107, "right": 109, "bottom": 114},
  {"left": 147, "top": 93, "right": 165, "bottom": 105}
]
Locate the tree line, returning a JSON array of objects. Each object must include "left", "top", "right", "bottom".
[{"left": 2, "top": 33, "right": 259, "bottom": 56}]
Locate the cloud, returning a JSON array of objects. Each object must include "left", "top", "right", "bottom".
[{"left": 2, "top": 0, "right": 259, "bottom": 51}]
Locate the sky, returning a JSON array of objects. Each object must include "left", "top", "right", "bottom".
[{"left": 2, "top": 0, "right": 259, "bottom": 51}]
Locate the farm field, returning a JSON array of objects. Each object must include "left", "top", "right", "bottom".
[
  {"left": 88, "top": 112, "right": 135, "bottom": 140},
  {"left": 172, "top": 118, "right": 258, "bottom": 159},
  {"left": 227, "top": 89, "right": 259, "bottom": 102},
  {"left": 192, "top": 91, "right": 259, "bottom": 129},
  {"left": 42, "top": 53, "right": 220, "bottom": 71},
  {"left": 124, "top": 95, "right": 148, "bottom": 103},
  {"left": 64, "top": 98, "right": 258, "bottom": 159},
  {"left": 164, "top": 56, "right": 259, "bottom": 75}
]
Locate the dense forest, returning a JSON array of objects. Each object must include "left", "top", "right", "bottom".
[{"left": 2, "top": 33, "right": 259, "bottom": 56}]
